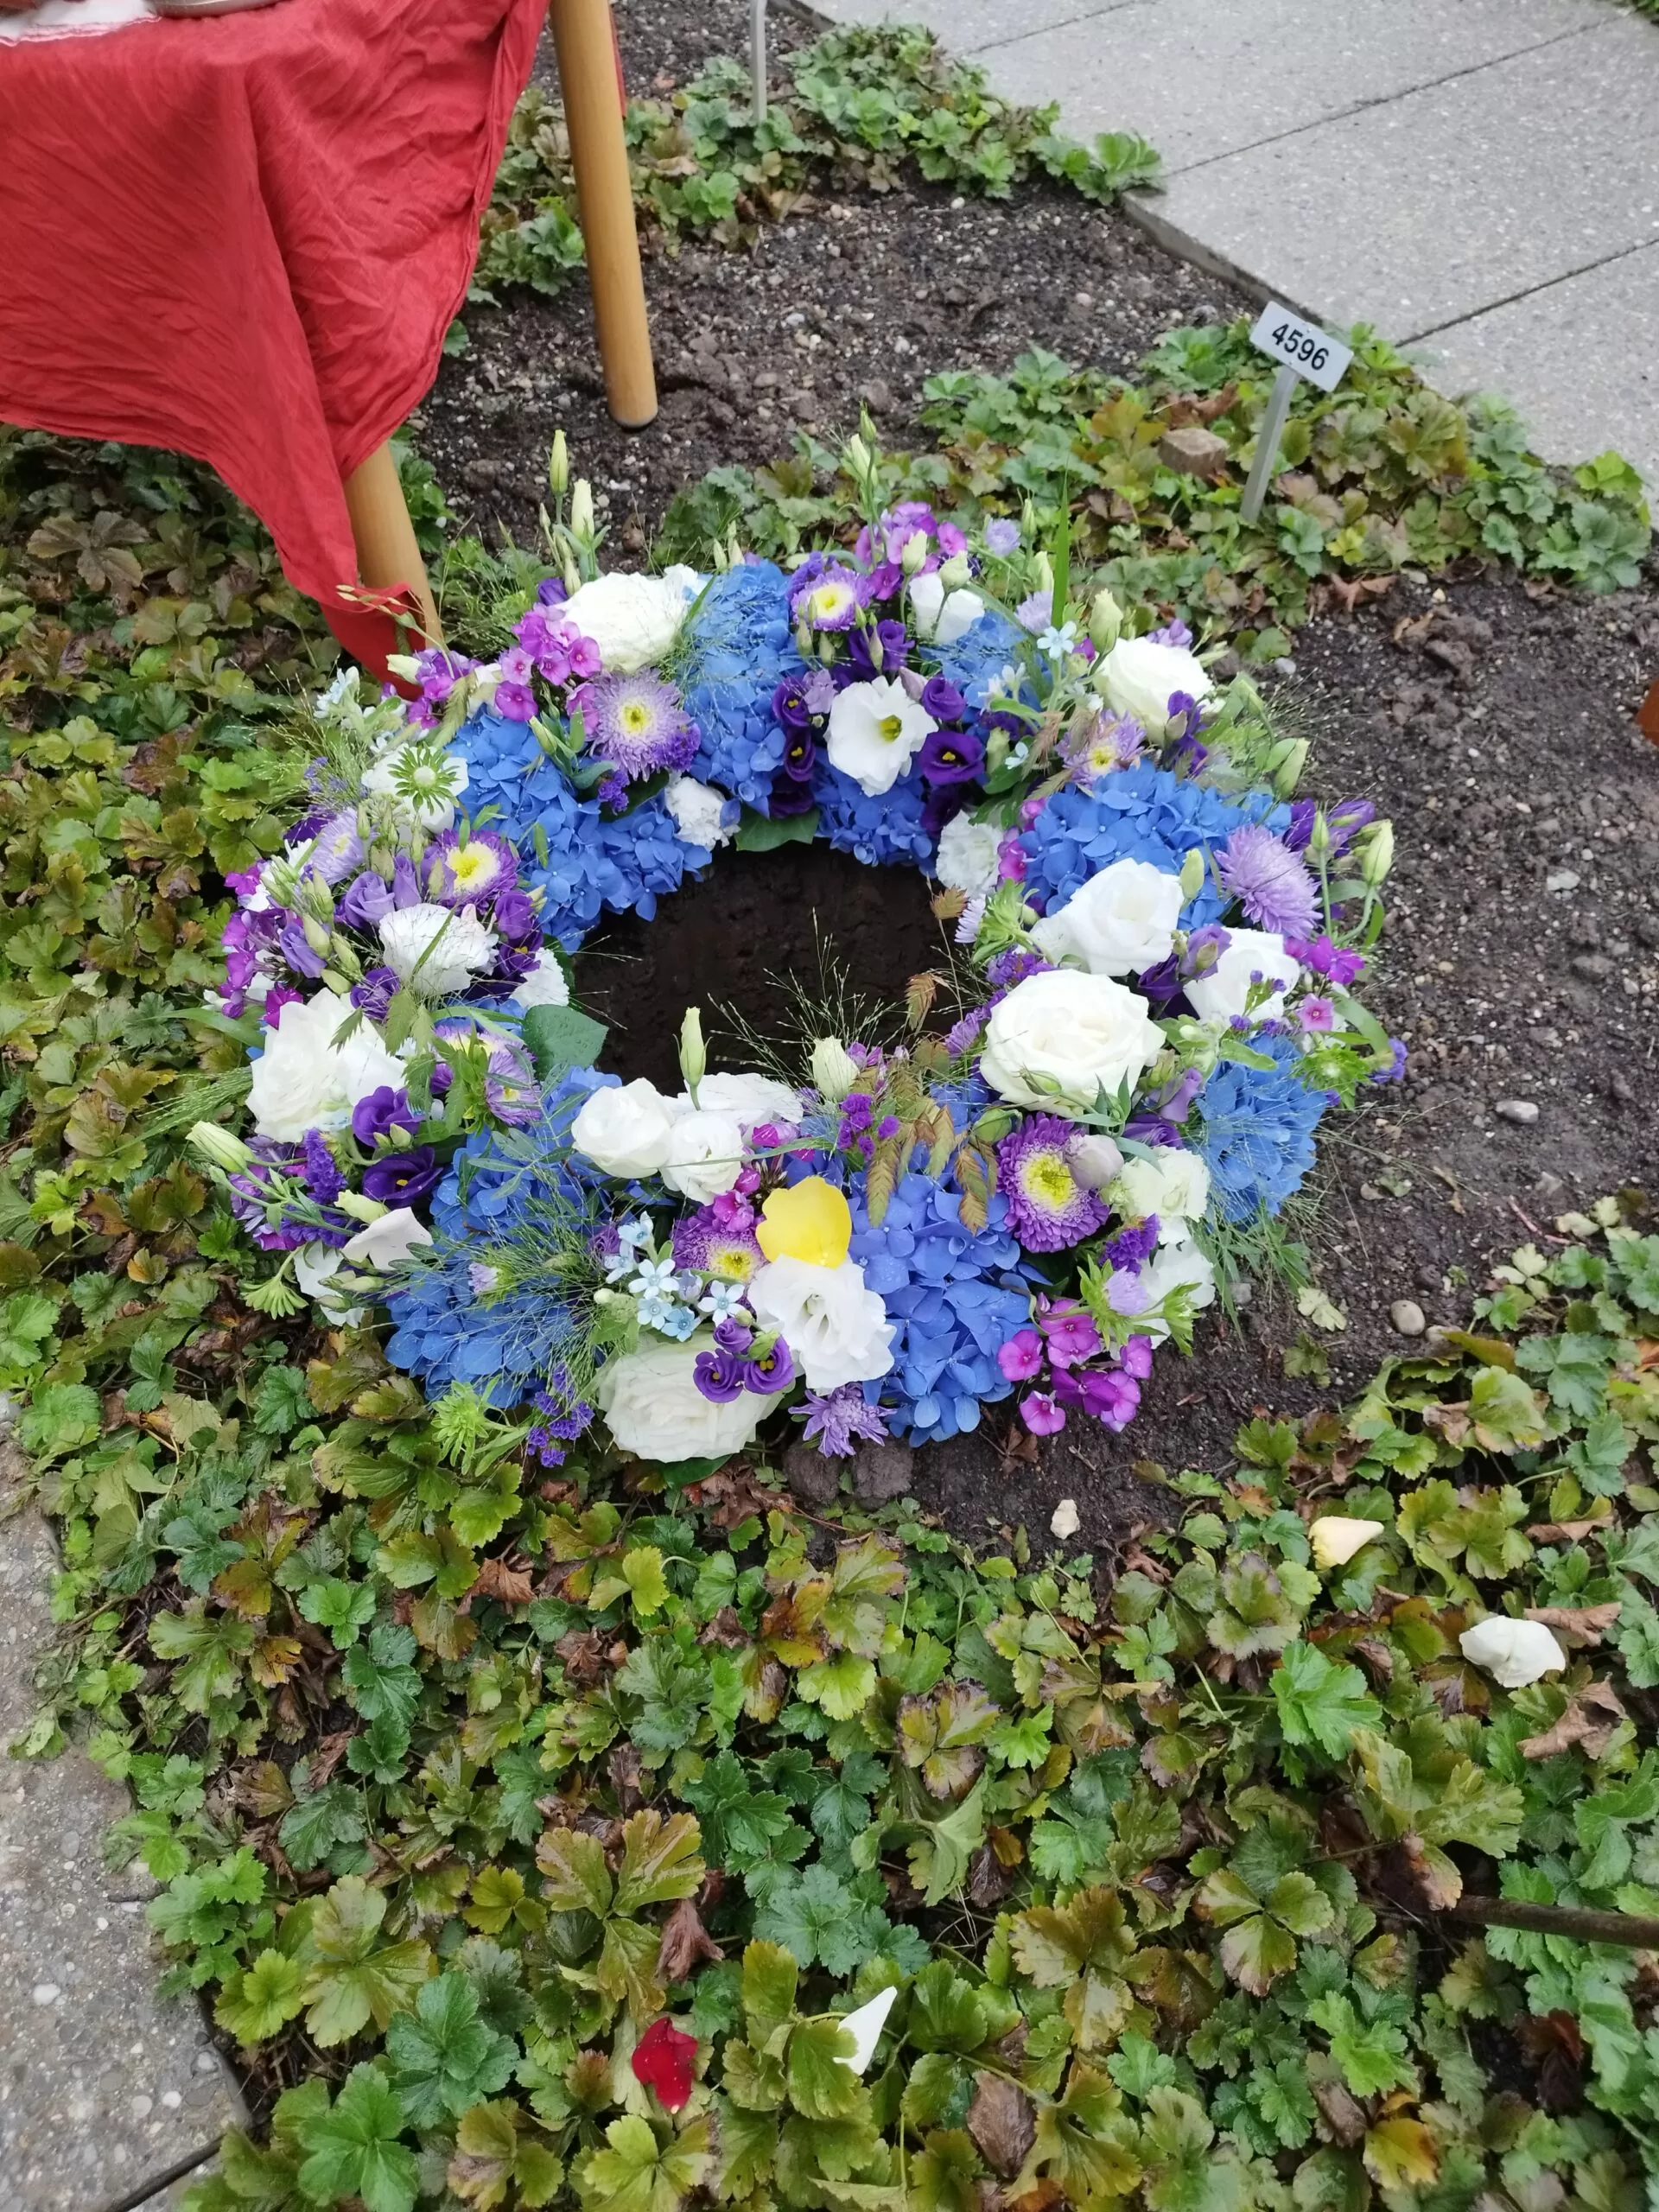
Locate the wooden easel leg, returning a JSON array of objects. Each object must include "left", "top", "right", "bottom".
[
  {"left": 549, "top": 0, "right": 659, "bottom": 429},
  {"left": 343, "top": 441, "right": 442, "bottom": 645}
]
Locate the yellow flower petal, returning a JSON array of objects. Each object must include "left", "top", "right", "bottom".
[{"left": 756, "top": 1177, "right": 852, "bottom": 1269}]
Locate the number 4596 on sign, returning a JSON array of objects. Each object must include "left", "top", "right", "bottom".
[{"left": 1248, "top": 302, "right": 1352, "bottom": 393}]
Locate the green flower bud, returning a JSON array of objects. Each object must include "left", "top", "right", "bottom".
[
  {"left": 1179, "top": 846, "right": 1207, "bottom": 903},
  {"left": 810, "top": 1037, "right": 859, "bottom": 1102},
  {"left": 900, "top": 532, "right": 929, "bottom": 577},
  {"left": 938, "top": 551, "right": 972, "bottom": 590},
  {"left": 1358, "top": 821, "right": 1395, "bottom": 887},
  {"left": 548, "top": 429, "right": 569, "bottom": 498},
  {"left": 188, "top": 1121, "right": 253, "bottom": 1173},
  {"left": 1088, "top": 588, "right": 1123, "bottom": 654},
  {"left": 678, "top": 1007, "right": 707, "bottom": 1099},
  {"left": 569, "top": 479, "right": 594, "bottom": 541},
  {"left": 1268, "top": 738, "right": 1309, "bottom": 798}
]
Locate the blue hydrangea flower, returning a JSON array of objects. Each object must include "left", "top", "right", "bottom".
[
  {"left": 1195, "top": 1032, "right": 1328, "bottom": 1221},
  {"left": 847, "top": 1170, "right": 1034, "bottom": 1445},
  {"left": 1020, "top": 762, "right": 1287, "bottom": 925},
  {"left": 450, "top": 708, "right": 707, "bottom": 950},
  {"left": 678, "top": 563, "right": 801, "bottom": 809},
  {"left": 813, "top": 760, "right": 936, "bottom": 868},
  {"left": 929, "top": 604, "right": 1026, "bottom": 706}
]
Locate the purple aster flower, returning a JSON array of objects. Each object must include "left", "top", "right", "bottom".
[
  {"left": 296, "top": 812, "right": 365, "bottom": 886},
  {"left": 1015, "top": 588, "right": 1052, "bottom": 635},
  {"left": 918, "top": 728, "right": 986, "bottom": 785},
  {"left": 577, "top": 672, "right": 698, "bottom": 781},
  {"left": 351, "top": 967, "right": 400, "bottom": 1022},
  {"left": 424, "top": 830, "right": 518, "bottom": 908},
  {"left": 995, "top": 1116, "right": 1112, "bottom": 1254},
  {"left": 801, "top": 1383, "right": 890, "bottom": 1458},
  {"left": 983, "top": 518, "right": 1020, "bottom": 557},
  {"left": 673, "top": 1208, "right": 764, "bottom": 1283},
  {"left": 302, "top": 1129, "right": 345, "bottom": 1204},
  {"left": 792, "top": 562, "right": 863, "bottom": 632},
  {"left": 1217, "top": 823, "right": 1319, "bottom": 937},
  {"left": 361, "top": 1146, "right": 442, "bottom": 1206}
]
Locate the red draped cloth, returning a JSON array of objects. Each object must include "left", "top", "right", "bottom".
[{"left": 0, "top": 0, "right": 546, "bottom": 667}]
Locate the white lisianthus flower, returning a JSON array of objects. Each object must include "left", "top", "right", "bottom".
[
  {"left": 1032, "top": 857, "right": 1185, "bottom": 977},
  {"left": 341, "top": 1208, "right": 433, "bottom": 1271},
  {"left": 980, "top": 969, "right": 1163, "bottom": 1116},
  {"left": 1097, "top": 635, "right": 1214, "bottom": 736},
  {"left": 570, "top": 1079, "right": 676, "bottom": 1178},
  {"left": 908, "top": 569, "right": 985, "bottom": 647},
  {"left": 664, "top": 775, "right": 737, "bottom": 850},
  {"left": 1135, "top": 1236, "right": 1217, "bottom": 1344},
  {"left": 1185, "top": 929, "right": 1298, "bottom": 1025},
  {"left": 1459, "top": 1617, "right": 1567, "bottom": 1689},
  {"left": 596, "top": 1333, "right": 766, "bottom": 1462},
  {"left": 679, "top": 1071, "right": 804, "bottom": 1128},
  {"left": 359, "top": 741, "right": 468, "bottom": 832},
  {"left": 512, "top": 952, "right": 571, "bottom": 1010},
  {"left": 378, "top": 902, "right": 498, "bottom": 999},
  {"left": 294, "top": 1242, "right": 365, "bottom": 1327},
  {"left": 826, "top": 677, "right": 937, "bottom": 797},
  {"left": 1112, "top": 1148, "right": 1211, "bottom": 1239},
  {"left": 748, "top": 1256, "right": 895, "bottom": 1391},
  {"left": 1309, "top": 1516, "right": 1385, "bottom": 1571},
  {"left": 660, "top": 1109, "right": 747, "bottom": 1202},
  {"left": 246, "top": 988, "right": 407, "bottom": 1142},
  {"left": 1065, "top": 1132, "right": 1125, "bottom": 1192},
  {"left": 836, "top": 1987, "right": 898, "bottom": 2076},
  {"left": 932, "top": 812, "right": 1003, "bottom": 899},
  {"left": 560, "top": 569, "right": 700, "bottom": 674}
]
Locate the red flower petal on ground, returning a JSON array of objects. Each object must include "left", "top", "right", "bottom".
[{"left": 632, "top": 2015, "right": 698, "bottom": 2111}]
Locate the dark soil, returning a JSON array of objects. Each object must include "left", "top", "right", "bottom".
[{"left": 419, "top": 2, "right": 1659, "bottom": 1556}]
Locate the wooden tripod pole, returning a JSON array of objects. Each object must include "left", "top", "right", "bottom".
[
  {"left": 342, "top": 442, "right": 442, "bottom": 645},
  {"left": 549, "top": 0, "right": 658, "bottom": 429}
]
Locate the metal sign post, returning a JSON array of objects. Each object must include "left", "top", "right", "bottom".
[
  {"left": 752, "top": 0, "right": 768, "bottom": 121},
  {"left": 1240, "top": 302, "right": 1354, "bottom": 524}
]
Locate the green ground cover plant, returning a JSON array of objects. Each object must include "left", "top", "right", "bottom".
[
  {"left": 658, "top": 331, "right": 1651, "bottom": 653},
  {"left": 468, "top": 25, "right": 1161, "bottom": 317}
]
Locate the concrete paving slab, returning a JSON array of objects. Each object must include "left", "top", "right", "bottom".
[
  {"left": 1409, "top": 241, "right": 1659, "bottom": 486},
  {"left": 798, "top": 0, "right": 1130, "bottom": 48},
  {"left": 2, "top": 1447, "right": 246, "bottom": 2212},
  {"left": 972, "top": 0, "right": 1608, "bottom": 170},
  {"left": 1143, "top": 16, "right": 1659, "bottom": 337}
]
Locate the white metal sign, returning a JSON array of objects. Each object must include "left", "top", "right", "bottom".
[{"left": 1248, "top": 302, "right": 1353, "bottom": 393}]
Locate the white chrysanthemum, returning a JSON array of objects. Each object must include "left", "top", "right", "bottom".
[
  {"left": 664, "top": 775, "right": 737, "bottom": 849},
  {"left": 933, "top": 813, "right": 1003, "bottom": 899}
]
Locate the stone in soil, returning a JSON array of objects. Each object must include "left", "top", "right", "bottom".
[
  {"left": 1495, "top": 1099, "right": 1541, "bottom": 1125},
  {"left": 1389, "top": 1300, "right": 1427, "bottom": 1337},
  {"left": 2, "top": 1447, "right": 245, "bottom": 2209}
]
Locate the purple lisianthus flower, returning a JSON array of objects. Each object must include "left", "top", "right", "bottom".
[
  {"left": 847, "top": 619, "right": 909, "bottom": 682},
  {"left": 1217, "top": 822, "right": 1319, "bottom": 938},
  {"left": 995, "top": 1116, "right": 1112, "bottom": 1254},
  {"left": 338, "top": 869, "right": 395, "bottom": 930},
  {"left": 983, "top": 518, "right": 1020, "bottom": 556},
  {"left": 769, "top": 768, "right": 818, "bottom": 818},
  {"left": 694, "top": 1346, "right": 748, "bottom": 1403},
  {"left": 577, "top": 671, "right": 698, "bottom": 781},
  {"left": 362, "top": 1147, "right": 442, "bottom": 1206},
  {"left": 353, "top": 1085, "right": 421, "bottom": 1147},
  {"left": 919, "top": 675, "right": 967, "bottom": 723},
  {"left": 490, "top": 887, "right": 538, "bottom": 945},
  {"left": 801, "top": 1382, "right": 889, "bottom": 1458},
  {"left": 779, "top": 726, "right": 817, "bottom": 783},
  {"left": 277, "top": 918, "right": 327, "bottom": 981},
  {"left": 746, "top": 1337, "right": 796, "bottom": 1394},
  {"left": 918, "top": 728, "right": 986, "bottom": 785}
]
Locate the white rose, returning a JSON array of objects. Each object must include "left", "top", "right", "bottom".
[
  {"left": 359, "top": 741, "right": 467, "bottom": 832},
  {"left": 570, "top": 1078, "right": 676, "bottom": 1178},
  {"left": 980, "top": 969, "right": 1163, "bottom": 1116},
  {"left": 1032, "top": 858, "right": 1185, "bottom": 977},
  {"left": 560, "top": 570, "right": 696, "bottom": 673},
  {"left": 512, "top": 952, "right": 571, "bottom": 1009},
  {"left": 341, "top": 1208, "right": 433, "bottom": 1271},
  {"left": 1097, "top": 635, "right": 1214, "bottom": 736},
  {"left": 1459, "top": 1618, "right": 1567, "bottom": 1689},
  {"left": 680, "top": 1071, "right": 804, "bottom": 1128},
  {"left": 1185, "top": 929, "right": 1298, "bottom": 1025},
  {"left": 378, "top": 902, "right": 498, "bottom": 999},
  {"left": 660, "top": 1109, "right": 747, "bottom": 1202},
  {"left": 596, "top": 1332, "right": 766, "bottom": 1463},
  {"left": 664, "top": 775, "right": 737, "bottom": 850},
  {"left": 246, "top": 988, "right": 407, "bottom": 1142},
  {"left": 933, "top": 813, "right": 1003, "bottom": 898},
  {"left": 1137, "top": 1236, "right": 1217, "bottom": 1344},
  {"left": 826, "top": 677, "right": 937, "bottom": 797},
  {"left": 908, "top": 569, "right": 985, "bottom": 647},
  {"left": 1112, "top": 1148, "right": 1211, "bottom": 1240},
  {"left": 749, "top": 1256, "right": 895, "bottom": 1391}
]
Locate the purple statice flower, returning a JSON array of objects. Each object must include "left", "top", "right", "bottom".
[
  {"left": 1147, "top": 617, "right": 1194, "bottom": 650},
  {"left": 995, "top": 1116, "right": 1112, "bottom": 1254},
  {"left": 918, "top": 728, "right": 986, "bottom": 785},
  {"left": 1103, "top": 1217, "right": 1160, "bottom": 1272},
  {"left": 1014, "top": 588, "right": 1052, "bottom": 635},
  {"left": 1217, "top": 823, "right": 1319, "bottom": 937},
  {"left": 362, "top": 1147, "right": 442, "bottom": 1206},
  {"left": 1285, "top": 932, "right": 1366, "bottom": 988},
  {"left": 302, "top": 1129, "right": 345, "bottom": 1205},
  {"left": 983, "top": 518, "right": 1020, "bottom": 557},
  {"left": 351, "top": 966, "right": 400, "bottom": 1022},
  {"left": 837, "top": 1092, "right": 876, "bottom": 1149},
  {"left": 985, "top": 947, "right": 1051, "bottom": 993},
  {"left": 576, "top": 672, "right": 697, "bottom": 782},
  {"left": 801, "top": 1383, "right": 890, "bottom": 1458},
  {"left": 424, "top": 830, "right": 518, "bottom": 908},
  {"left": 595, "top": 772, "right": 629, "bottom": 811},
  {"left": 944, "top": 1008, "right": 988, "bottom": 1058},
  {"left": 672, "top": 1207, "right": 764, "bottom": 1284}
]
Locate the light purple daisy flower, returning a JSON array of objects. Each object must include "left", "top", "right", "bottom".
[
  {"left": 1217, "top": 822, "right": 1319, "bottom": 938},
  {"left": 424, "top": 829, "right": 518, "bottom": 908},
  {"left": 576, "top": 672, "right": 699, "bottom": 782},
  {"left": 995, "top": 1114, "right": 1112, "bottom": 1254},
  {"left": 983, "top": 518, "right": 1020, "bottom": 556},
  {"left": 672, "top": 1206, "right": 765, "bottom": 1283},
  {"left": 794, "top": 562, "right": 863, "bottom": 632},
  {"left": 801, "top": 1383, "right": 890, "bottom": 1458},
  {"left": 1015, "top": 588, "right": 1052, "bottom": 635}
]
